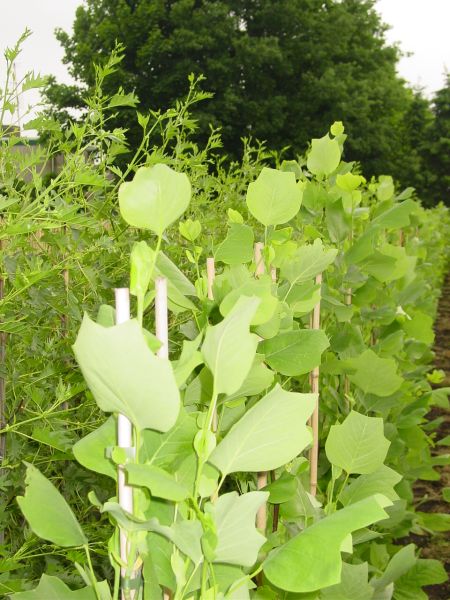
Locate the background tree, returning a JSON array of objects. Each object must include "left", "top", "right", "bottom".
[
  {"left": 422, "top": 74, "right": 450, "bottom": 206},
  {"left": 47, "top": 0, "right": 434, "bottom": 195}
]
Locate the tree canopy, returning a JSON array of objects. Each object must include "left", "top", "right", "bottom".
[{"left": 46, "top": 0, "right": 447, "bottom": 204}]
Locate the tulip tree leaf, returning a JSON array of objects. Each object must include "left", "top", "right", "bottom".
[
  {"left": 73, "top": 316, "right": 180, "bottom": 432},
  {"left": 202, "top": 296, "right": 260, "bottom": 396},
  {"left": 260, "top": 329, "right": 329, "bottom": 376},
  {"left": 246, "top": 167, "right": 302, "bottom": 226},
  {"left": 126, "top": 463, "right": 189, "bottom": 501},
  {"left": 11, "top": 575, "right": 98, "bottom": 599},
  {"left": 307, "top": 134, "right": 341, "bottom": 177},
  {"left": 214, "top": 223, "right": 254, "bottom": 265},
  {"left": 325, "top": 411, "right": 390, "bottom": 475},
  {"left": 340, "top": 465, "right": 401, "bottom": 505},
  {"left": 17, "top": 463, "right": 87, "bottom": 547},
  {"left": 73, "top": 416, "right": 116, "bottom": 480},
  {"left": 118, "top": 164, "right": 191, "bottom": 234},
  {"left": 220, "top": 275, "right": 279, "bottom": 326},
  {"left": 321, "top": 562, "right": 374, "bottom": 599},
  {"left": 280, "top": 239, "right": 338, "bottom": 286},
  {"left": 344, "top": 349, "right": 403, "bottom": 397},
  {"left": 209, "top": 384, "right": 316, "bottom": 475},
  {"left": 263, "top": 495, "right": 391, "bottom": 593},
  {"left": 207, "top": 491, "right": 268, "bottom": 566}
]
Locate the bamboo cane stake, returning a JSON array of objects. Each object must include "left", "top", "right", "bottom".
[
  {"left": 154, "top": 278, "right": 173, "bottom": 600},
  {"left": 114, "top": 288, "right": 135, "bottom": 600},
  {"left": 254, "top": 243, "right": 268, "bottom": 530},
  {"left": 309, "top": 273, "right": 322, "bottom": 497}
]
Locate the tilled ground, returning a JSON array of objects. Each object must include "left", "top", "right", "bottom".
[{"left": 415, "top": 271, "right": 450, "bottom": 599}]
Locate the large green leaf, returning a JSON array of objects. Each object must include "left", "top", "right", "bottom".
[
  {"left": 214, "top": 223, "right": 254, "bottom": 265},
  {"left": 220, "top": 275, "right": 279, "bottom": 326},
  {"left": 209, "top": 385, "right": 315, "bottom": 475},
  {"left": 118, "top": 164, "right": 191, "bottom": 234},
  {"left": 260, "top": 329, "right": 329, "bottom": 376},
  {"left": 207, "top": 491, "right": 268, "bottom": 566},
  {"left": 126, "top": 463, "right": 189, "bottom": 501},
  {"left": 73, "top": 316, "right": 180, "bottom": 432},
  {"left": 307, "top": 134, "right": 341, "bottom": 177},
  {"left": 11, "top": 575, "right": 100, "bottom": 599},
  {"left": 246, "top": 167, "right": 302, "bottom": 226},
  {"left": 73, "top": 416, "right": 116, "bottom": 480},
  {"left": 17, "top": 463, "right": 87, "bottom": 547},
  {"left": 280, "top": 239, "right": 337, "bottom": 286},
  {"left": 321, "top": 562, "right": 374, "bottom": 599},
  {"left": 343, "top": 350, "right": 403, "bottom": 397},
  {"left": 224, "top": 355, "right": 274, "bottom": 402},
  {"left": 202, "top": 296, "right": 260, "bottom": 395},
  {"left": 263, "top": 495, "right": 391, "bottom": 593},
  {"left": 325, "top": 411, "right": 390, "bottom": 475},
  {"left": 340, "top": 465, "right": 401, "bottom": 505},
  {"left": 371, "top": 199, "right": 417, "bottom": 229}
]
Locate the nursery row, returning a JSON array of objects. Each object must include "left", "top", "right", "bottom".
[{"left": 1, "top": 45, "right": 449, "bottom": 600}]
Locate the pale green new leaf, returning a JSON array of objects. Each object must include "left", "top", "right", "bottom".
[
  {"left": 73, "top": 316, "right": 180, "bottom": 432},
  {"left": 280, "top": 239, "right": 338, "bottom": 285},
  {"left": 325, "top": 411, "right": 390, "bottom": 475},
  {"left": 371, "top": 544, "right": 417, "bottom": 591},
  {"left": 209, "top": 385, "right": 316, "bottom": 475},
  {"left": 215, "top": 223, "right": 254, "bottom": 265},
  {"left": 202, "top": 296, "right": 260, "bottom": 395},
  {"left": 246, "top": 167, "right": 302, "bottom": 226},
  {"left": 263, "top": 495, "right": 391, "bottom": 593},
  {"left": 307, "top": 134, "right": 341, "bottom": 177},
  {"left": 118, "top": 164, "right": 191, "bottom": 234},
  {"left": 17, "top": 463, "right": 87, "bottom": 547},
  {"left": 344, "top": 350, "right": 403, "bottom": 397},
  {"left": 208, "top": 491, "right": 268, "bottom": 566},
  {"left": 73, "top": 416, "right": 116, "bottom": 480},
  {"left": 11, "top": 575, "right": 100, "bottom": 599},
  {"left": 260, "top": 329, "right": 329, "bottom": 376}
]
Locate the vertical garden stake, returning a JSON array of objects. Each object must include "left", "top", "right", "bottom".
[
  {"left": 155, "top": 278, "right": 172, "bottom": 600},
  {"left": 114, "top": 288, "right": 135, "bottom": 598},
  {"left": 254, "top": 242, "right": 268, "bottom": 530},
  {"left": 309, "top": 273, "right": 322, "bottom": 497}
]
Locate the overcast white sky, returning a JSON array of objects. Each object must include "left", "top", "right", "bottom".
[{"left": 0, "top": 0, "right": 449, "bottom": 127}]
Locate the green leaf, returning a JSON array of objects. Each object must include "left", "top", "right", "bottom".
[
  {"left": 395, "top": 558, "right": 448, "bottom": 595},
  {"left": 73, "top": 315, "right": 180, "bottom": 432},
  {"left": 224, "top": 355, "right": 274, "bottom": 402},
  {"left": 260, "top": 330, "right": 329, "bottom": 376},
  {"left": 11, "top": 574, "right": 98, "bottom": 599},
  {"left": 321, "top": 562, "right": 374, "bottom": 599},
  {"left": 17, "top": 463, "right": 87, "bottom": 547},
  {"left": 220, "top": 275, "right": 279, "bottom": 326},
  {"left": 173, "top": 336, "right": 203, "bottom": 387},
  {"left": 118, "top": 164, "right": 191, "bottom": 234},
  {"left": 126, "top": 463, "right": 189, "bottom": 501},
  {"left": 263, "top": 495, "right": 391, "bottom": 593},
  {"left": 325, "top": 411, "right": 390, "bottom": 475},
  {"left": 214, "top": 223, "right": 254, "bottom": 265},
  {"left": 207, "top": 491, "right": 268, "bottom": 566},
  {"left": 403, "top": 311, "right": 434, "bottom": 345},
  {"left": 202, "top": 296, "right": 260, "bottom": 395},
  {"left": 340, "top": 465, "right": 401, "bottom": 505},
  {"left": 416, "top": 512, "right": 450, "bottom": 532},
  {"left": 307, "top": 134, "right": 341, "bottom": 177},
  {"left": 372, "top": 199, "right": 417, "bottom": 229},
  {"left": 371, "top": 544, "right": 417, "bottom": 591},
  {"left": 209, "top": 384, "right": 315, "bottom": 475},
  {"left": 130, "top": 241, "right": 154, "bottom": 300},
  {"left": 246, "top": 167, "right": 302, "bottom": 226},
  {"left": 376, "top": 176, "right": 395, "bottom": 202},
  {"left": 263, "top": 472, "right": 297, "bottom": 504},
  {"left": 73, "top": 416, "right": 117, "bottom": 480},
  {"left": 336, "top": 173, "right": 364, "bottom": 191},
  {"left": 280, "top": 239, "right": 338, "bottom": 285},
  {"left": 343, "top": 350, "right": 403, "bottom": 397},
  {"left": 179, "top": 218, "right": 201, "bottom": 242}
]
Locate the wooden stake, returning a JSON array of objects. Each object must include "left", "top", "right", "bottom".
[
  {"left": 154, "top": 279, "right": 172, "bottom": 600},
  {"left": 254, "top": 243, "right": 268, "bottom": 530},
  {"left": 309, "top": 273, "right": 322, "bottom": 497},
  {"left": 114, "top": 288, "right": 135, "bottom": 600}
]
